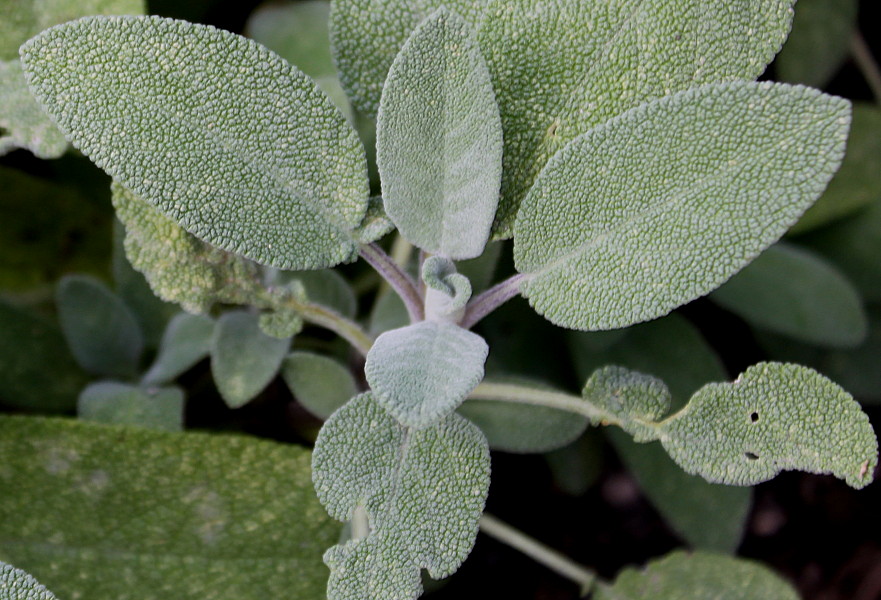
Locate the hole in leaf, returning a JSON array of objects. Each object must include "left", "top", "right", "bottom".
[
  {"left": 745, "top": 452, "right": 760, "bottom": 461},
  {"left": 750, "top": 412, "right": 759, "bottom": 423}
]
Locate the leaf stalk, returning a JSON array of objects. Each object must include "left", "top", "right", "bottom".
[
  {"left": 461, "top": 273, "right": 527, "bottom": 329},
  {"left": 360, "top": 243, "right": 425, "bottom": 322}
]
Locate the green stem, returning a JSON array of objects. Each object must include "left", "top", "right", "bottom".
[
  {"left": 852, "top": 31, "right": 881, "bottom": 105},
  {"left": 468, "top": 381, "right": 612, "bottom": 423},
  {"left": 461, "top": 273, "right": 527, "bottom": 329},
  {"left": 479, "top": 513, "right": 598, "bottom": 593}
]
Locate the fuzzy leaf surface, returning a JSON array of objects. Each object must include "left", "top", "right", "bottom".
[
  {"left": 282, "top": 352, "right": 358, "bottom": 419},
  {"left": 481, "top": 0, "right": 795, "bottom": 236},
  {"left": 0, "top": 562, "right": 58, "bottom": 600},
  {"left": 711, "top": 243, "right": 866, "bottom": 348},
  {"left": 660, "top": 363, "right": 878, "bottom": 489},
  {"left": 78, "top": 381, "right": 184, "bottom": 432},
  {"left": 0, "top": 416, "right": 337, "bottom": 600},
  {"left": 142, "top": 312, "right": 215, "bottom": 385},
  {"left": 211, "top": 311, "right": 291, "bottom": 409},
  {"left": 365, "top": 321, "right": 488, "bottom": 427},
  {"left": 595, "top": 550, "right": 799, "bottom": 600},
  {"left": 56, "top": 275, "right": 144, "bottom": 378},
  {"left": 583, "top": 366, "right": 670, "bottom": 442},
  {"left": 376, "top": 8, "right": 502, "bottom": 259},
  {"left": 515, "top": 82, "right": 849, "bottom": 331},
  {"left": 21, "top": 15, "right": 369, "bottom": 269},
  {"left": 112, "top": 184, "right": 260, "bottom": 313},
  {"left": 312, "top": 393, "right": 490, "bottom": 599}
]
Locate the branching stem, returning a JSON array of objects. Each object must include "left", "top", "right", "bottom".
[
  {"left": 479, "top": 513, "right": 598, "bottom": 593},
  {"left": 852, "top": 31, "right": 881, "bottom": 105},
  {"left": 360, "top": 243, "right": 424, "bottom": 322},
  {"left": 461, "top": 273, "right": 527, "bottom": 329}
]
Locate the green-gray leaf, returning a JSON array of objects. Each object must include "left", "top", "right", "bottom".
[
  {"left": 313, "top": 393, "right": 490, "bottom": 599},
  {"left": 142, "top": 312, "right": 215, "bottom": 385},
  {"left": 56, "top": 274, "right": 144, "bottom": 378},
  {"left": 710, "top": 242, "right": 866, "bottom": 348},
  {"left": 0, "top": 415, "right": 337, "bottom": 600},
  {"left": 365, "top": 321, "right": 488, "bottom": 427},
  {"left": 481, "top": 0, "right": 796, "bottom": 237},
  {"left": 112, "top": 183, "right": 261, "bottom": 314},
  {"left": 376, "top": 8, "right": 502, "bottom": 259},
  {"left": 0, "top": 60, "right": 67, "bottom": 157},
  {"left": 660, "top": 362, "right": 878, "bottom": 489},
  {"left": 21, "top": 15, "right": 369, "bottom": 270},
  {"left": 211, "top": 311, "right": 291, "bottom": 409},
  {"left": 0, "top": 562, "right": 58, "bottom": 600},
  {"left": 515, "top": 82, "right": 849, "bottom": 331},
  {"left": 282, "top": 352, "right": 358, "bottom": 419},
  {"left": 595, "top": 550, "right": 799, "bottom": 600},
  {"left": 583, "top": 366, "right": 670, "bottom": 442},
  {"left": 78, "top": 381, "right": 184, "bottom": 432},
  {"left": 273, "top": 268, "right": 357, "bottom": 319}
]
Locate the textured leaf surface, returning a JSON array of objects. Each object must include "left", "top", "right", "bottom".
[
  {"left": 0, "top": 416, "right": 337, "bottom": 600},
  {"left": 0, "top": 61, "right": 66, "bottom": 157},
  {"left": 313, "top": 394, "right": 490, "bottom": 599},
  {"left": 376, "top": 8, "right": 502, "bottom": 259},
  {"left": 515, "top": 82, "right": 849, "bottom": 331},
  {"left": 210, "top": 311, "right": 291, "bottom": 408},
  {"left": 56, "top": 274, "right": 144, "bottom": 378},
  {"left": 595, "top": 550, "right": 799, "bottom": 600},
  {"left": 583, "top": 366, "right": 670, "bottom": 442},
  {"left": 78, "top": 381, "right": 184, "bottom": 432},
  {"left": 481, "top": 0, "right": 796, "bottom": 236},
  {"left": 711, "top": 243, "right": 866, "bottom": 348},
  {"left": 660, "top": 363, "right": 878, "bottom": 489},
  {"left": 792, "top": 104, "right": 881, "bottom": 233},
  {"left": 775, "top": 0, "right": 857, "bottom": 88},
  {"left": 0, "top": 562, "right": 58, "bottom": 600},
  {"left": 282, "top": 352, "right": 358, "bottom": 419},
  {"left": 0, "top": 300, "right": 86, "bottom": 412},
  {"left": 112, "top": 184, "right": 260, "bottom": 313},
  {"left": 365, "top": 321, "right": 488, "bottom": 427},
  {"left": 142, "top": 312, "right": 215, "bottom": 385},
  {"left": 21, "top": 15, "right": 369, "bottom": 269},
  {"left": 422, "top": 256, "right": 472, "bottom": 321}
]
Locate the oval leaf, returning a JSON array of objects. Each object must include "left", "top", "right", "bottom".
[
  {"left": 21, "top": 15, "right": 369, "bottom": 270},
  {"left": 515, "top": 81, "right": 849, "bottom": 331},
  {"left": 376, "top": 8, "right": 502, "bottom": 259},
  {"left": 142, "top": 312, "right": 215, "bottom": 386},
  {"left": 282, "top": 352, "right": 358, "bottom": 420},
  {"left": 0, "top": 562, "right": 58, "bottom": 600},
  {"left": 365, "top": 321, "right": 488, "bottom": 428},
  {"left": 660, "top": 362, "right": 878, "bottom": 489},
  {"left": 78, "top": 381, "right": 184, "bottom": 432}
]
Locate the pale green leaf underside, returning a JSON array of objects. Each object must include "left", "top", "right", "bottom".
[
  {"left": 710, "top": 242, "right": 866, "bottom": 348},
  {"left": 0, "top": 60, "right": 66, "bottom": 158},
  {"left": 56, "top": 274, "right": 144, "bottom": 378},
  {"left": 515, "top": 81, "right": 849, "bottom": 331},
  {"left": 0, "top": 416, "right": 337, "bottom": 600},
  {"left": 210, "top": 311, "right": 291, "bottom": 409},
  {"left": 0, "top": 562, "right": 58, "bottom": 600},
  {"left": 482, "top": 0, "right": 795, "bottom": 236},
  {"left": 112, "top": 184, "right": 261, "bottom": 314},
  {"left": 142, "top": 312, "right": 215, "bottom": 386},
  {"left": 313, "top": 394, "right": 490, "bottom": 599},
  {"left": 661, "top": 363, "right": 878, "bottom": 489},
  {"left": 377, "top": 8, "right": 502, "bottom": 259},
  {"left": 78, "top": 381, "right": 184, "bottom": 432},
  {"left": 282, "top": 352, "right": 358, "bottom": 420},
  {"left": 595, "top": 550, "right": 799, "bottom": 600},
  {"left": 21, "top": 15, "right": 369, "bottom": 270},
  {"left": 365, "top": 321, "right": 488, "bottom": 427}
]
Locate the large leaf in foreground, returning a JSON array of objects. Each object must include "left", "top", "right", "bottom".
[
  {"left": 0, "top": 416, "right": 337, "bottom": 600},
  {"left": 515, "top": 82, "right": 849, "bottom": 331},
  {"left": 21, "top": 15, "right": 369, "bottom": 270},
  {"left": 0, "top": 562, "right": 58, "bottom": 600}
]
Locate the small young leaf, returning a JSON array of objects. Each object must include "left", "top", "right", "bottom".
[
  {"left": 422, "top": 256, "right": 473, "bottom": 321},
  {"left": 273, "top": 268, "right": 357, "bottom": 318},
  {"left": 112, "top": 184, "right": 261, "bottom": 314},
  {"left": 21, "top": 15, "right": 369, "bottom": 270},
  {"left": 56, "top": 274, "right": 144, "bottom": 378},
  {"left": 595, "top": 550, "right": 799, "bottom": 600},
  {"left": 660, "top": 363, "right": 878, "bottom": 489},
  {"left": 0, "top": 415, "right": 337, "bottom": 600},
  {"left": 0, "top": 60, "right": 67, "bottom": 157},
  {"left": 141, "top": 312, "right": 215, "bottom": 386},
  {"left": 365, "top": 321, "right": 488, "bottom": 427},
  {"left": 210, "top": 311, "right": 291, "bottom": 409},
  {"left": 376, "top": 8, "right": 502, "bottom": 259},
  {"left": 0, "top": 562, "right": 59, "bottom": 600},
  {"left": 78, "top": 381, "right": 184, "bottom": 432},
  {"left": 583, "top": 366, "right": 670, "bottom": 442},
  {"left": 711, "top": 243, "right": 866, "bottom": 348},
  {"left": 313, "top": 394, "right": 490, "bottom": 599},
  {"left": 515, "top": 82, "right": 849, "bottom": 331},
  {"left": 282, "top": 352, "right": 358, "bottom": 419},
  {"left": 352, "top": 195, "right": 395, "bottom": 244}
]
